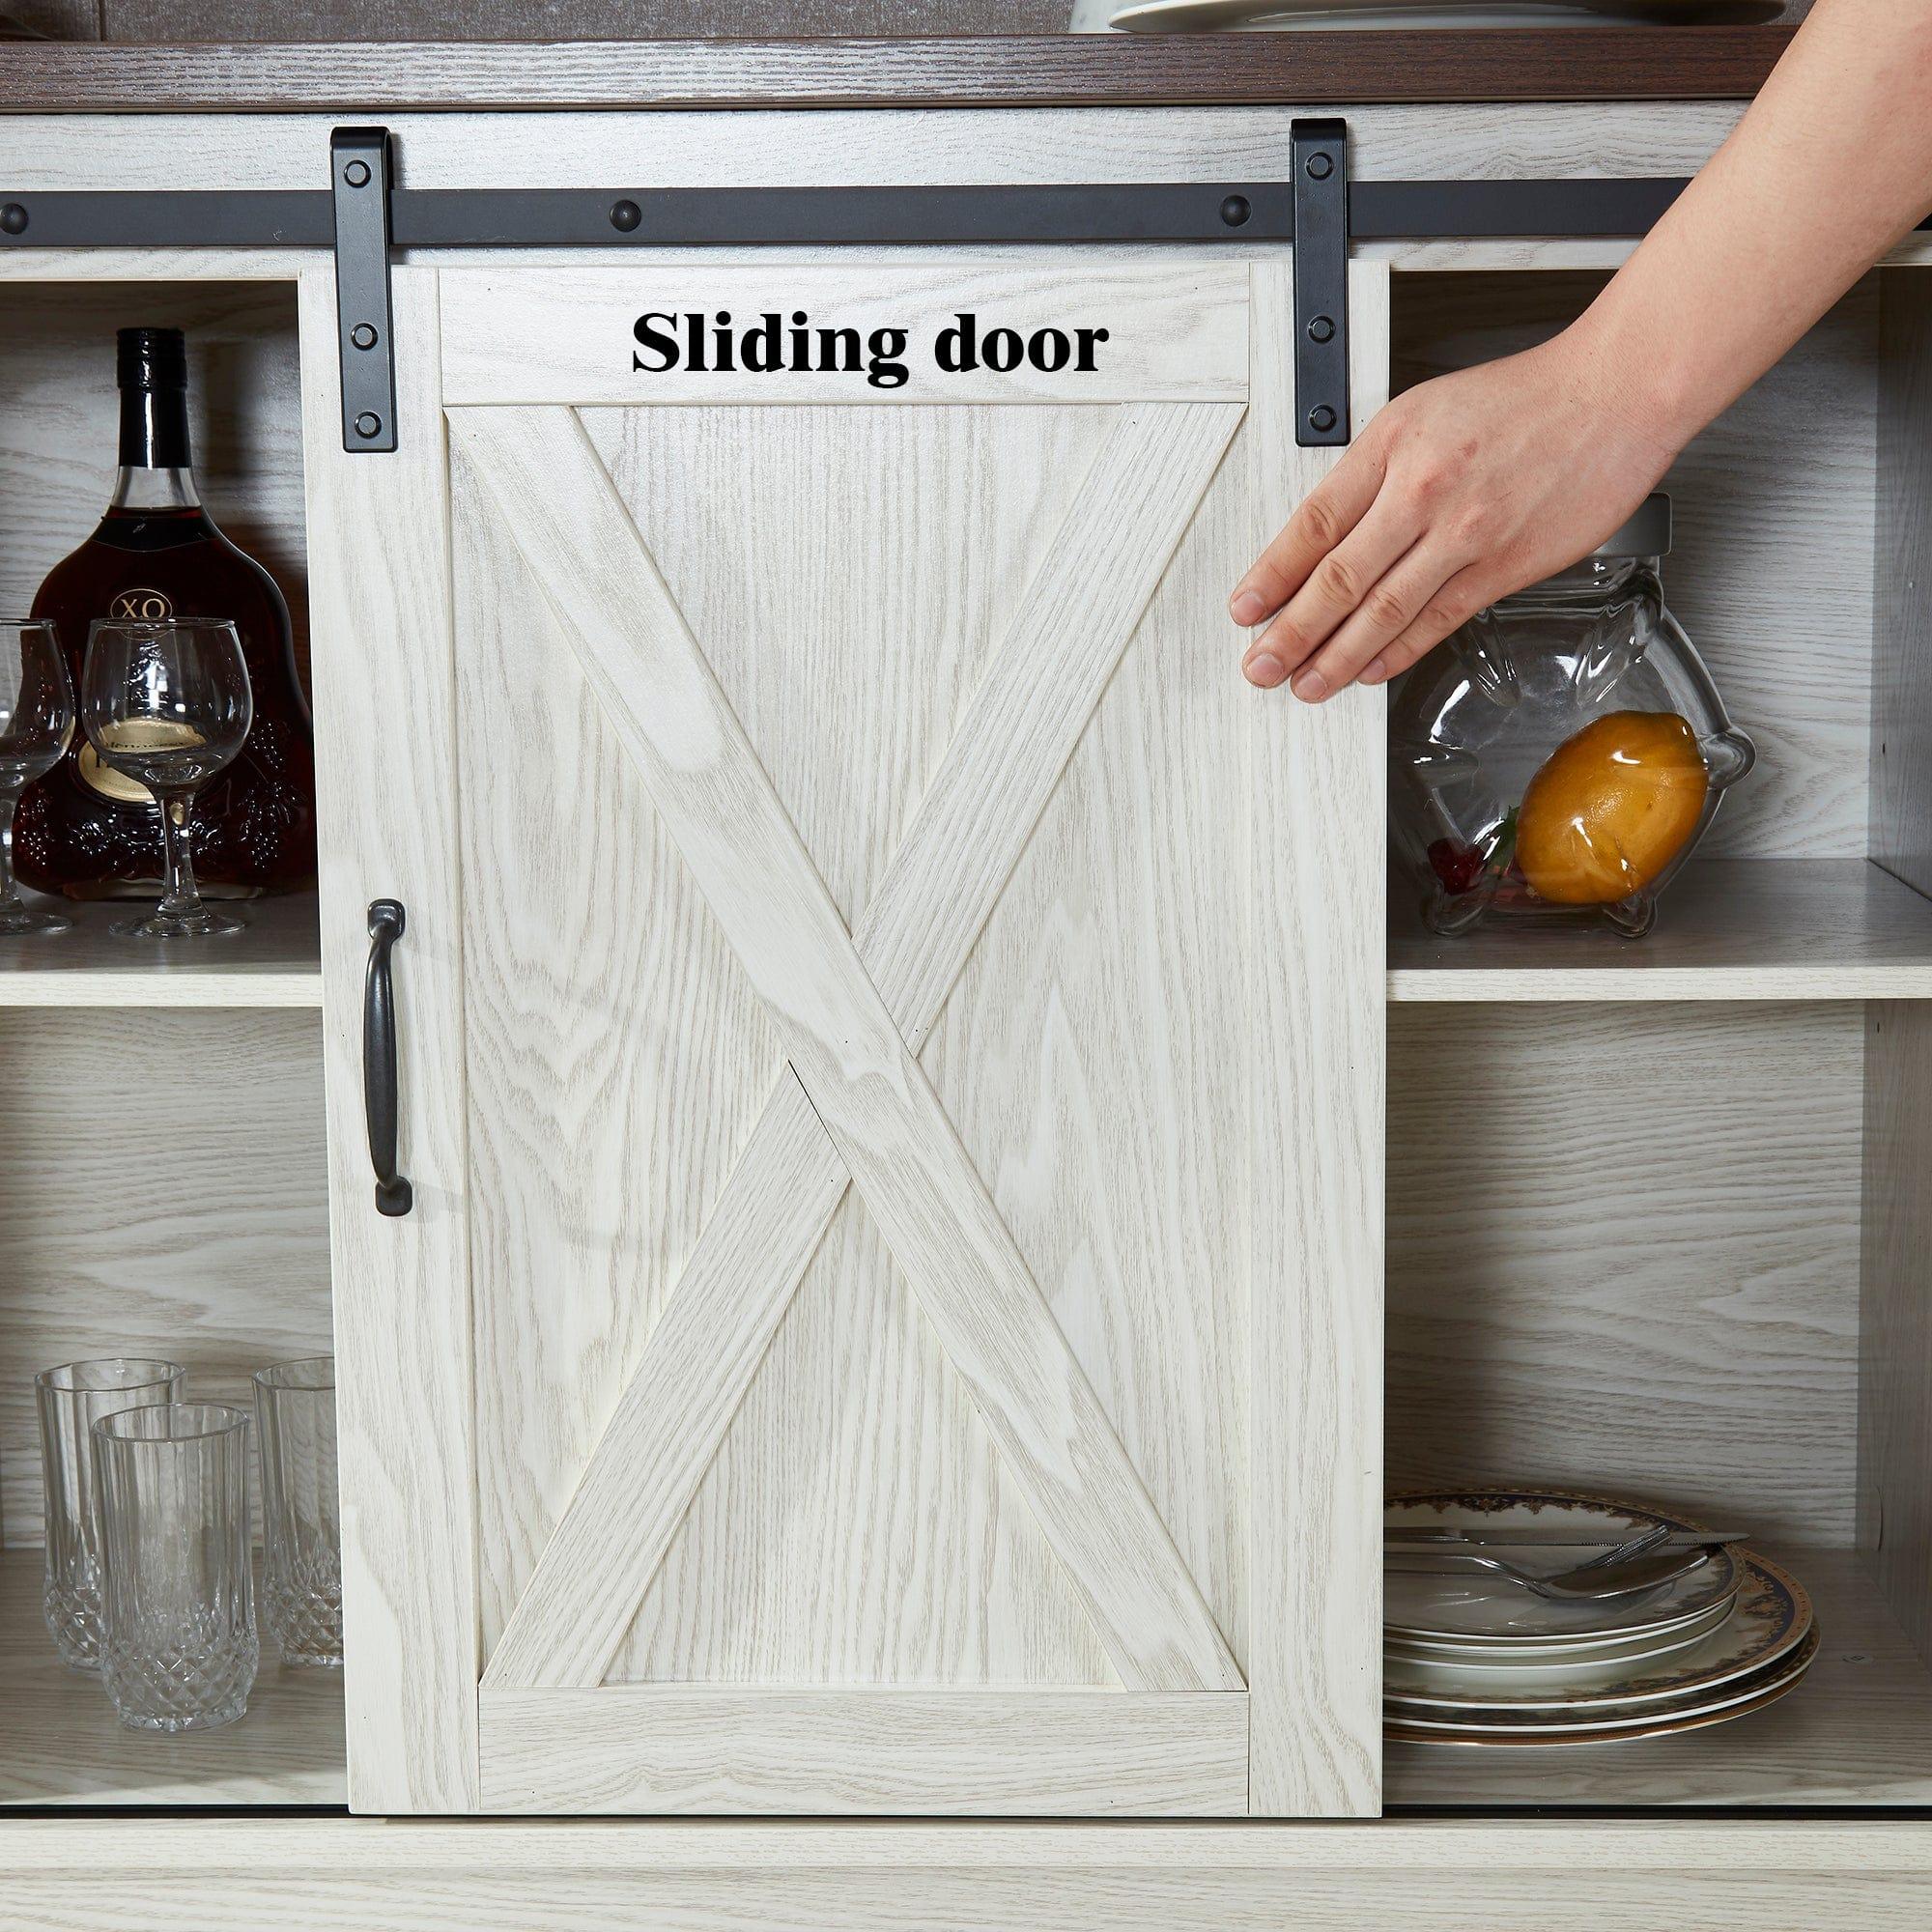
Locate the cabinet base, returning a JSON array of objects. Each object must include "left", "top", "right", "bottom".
[{"left": 6, "top": 1818, "right": 1930, "bottom": 1930}]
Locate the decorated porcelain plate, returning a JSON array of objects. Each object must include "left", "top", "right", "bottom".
[
  {"left": 1386, "top": 1588, "right": 1737, "bottom": 1661},
  {"left": 1385, "top": 1491, "right": 1743, "bottom": 1643},
  {"left": 1386, "top": 1552, "right": 1809, "bottom": 1712},
  {"left": 1102, "top": 1, "right": 1783, "bottom": 33},
  {"left": 1386, "top": 1590, "right": 1737, "bottom": 1675},
  {"left": 1386, "top": 1624, "right": 1820, "bottom": 1742}
]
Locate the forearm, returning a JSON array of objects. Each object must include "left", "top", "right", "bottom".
[
  {"left": 1575, "top": 0, "right": 1932, "bottom": 449},
  {"left": 1232, "top": 0, "right": 1932, "bottom": 702}
]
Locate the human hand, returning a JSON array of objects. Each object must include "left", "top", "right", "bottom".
[{"left": 1229, "top": 328, "right": 1686, "bottom": 702}]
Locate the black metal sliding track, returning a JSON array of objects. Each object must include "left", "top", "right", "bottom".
[
  {"left": 0, "top": 176, "right": 1716, "bottom": 254},
  {"left": 9, "top": 117, "right": 1921, "bottom": 452}
]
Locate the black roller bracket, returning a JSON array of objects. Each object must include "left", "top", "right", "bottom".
[
  {"left": 1291, "top": 118, "right": 1350, "bottom": 449},
  {"left": 331, "top": 126, "right": 398, "bottom": 455}
]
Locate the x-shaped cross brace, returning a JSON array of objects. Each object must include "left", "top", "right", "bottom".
[{"left": 458, "top": 401, "right": 1244, "bottom": 1694}]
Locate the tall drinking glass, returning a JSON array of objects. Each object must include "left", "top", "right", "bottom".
[
  {"left": 252, "top": 1356, "right": 341, "bottom": 1667},
  {"left": 0, "top": 618, "right": 76, "bottom": 936},
  {"left": 81, "top": 618, "right": 252, "bottom": 939},
  {"left": 93, "top": 1402, "right": 258, "bottom": 1732},
  {"left": 36, "top": 1357, "right": 185, "bottom": 1669}
]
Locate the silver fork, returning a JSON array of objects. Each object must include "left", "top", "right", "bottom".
[
  {"left": 1383, "top": 1544, "right": 1713, "bottom": 1605},
  {"left": 1567, "top": 1520, "right": 1673, "bottom": 1575}
]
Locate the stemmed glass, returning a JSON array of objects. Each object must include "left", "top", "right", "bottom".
[
  {"left": 82, "top": 619, "right": 252, "bottom": 940},
  {"left": 0, "top": 619, "right": 76, "bottom": 936}
]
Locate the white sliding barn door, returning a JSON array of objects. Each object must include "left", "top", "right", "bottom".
[{"left": 305, "top": 257, "right": 1386, "bottom": 1818}]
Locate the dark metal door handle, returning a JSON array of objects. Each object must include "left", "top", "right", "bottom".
[{"left": 363, "top": 898, "right": 412, "bottom": 1217}]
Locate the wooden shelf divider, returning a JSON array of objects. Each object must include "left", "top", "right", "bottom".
[
  {"left": 0, "top": 894, "right": 321, "bottom": 1009},
  {"left": 1388, "top": 860, "right": 1932, "bottom": 1003}
]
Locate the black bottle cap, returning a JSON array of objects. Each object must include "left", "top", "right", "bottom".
[{"left": 117, "top": 327, "right": 188, "bottom": 394}]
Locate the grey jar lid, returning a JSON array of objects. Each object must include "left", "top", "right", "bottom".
[{"left": 1591, "top": 492, "right": 1672, "bottom": 560}]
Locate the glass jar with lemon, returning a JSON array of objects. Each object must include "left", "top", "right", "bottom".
[{"left": 1388, "top": 494, "right": 1754, "bottom": 939}]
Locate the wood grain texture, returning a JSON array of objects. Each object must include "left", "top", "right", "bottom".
[
  {"left": 14, "top": 1815, "right": 1932, "bottom": 1932},
  {"left": 1246, "top": 260, "right": 1385, "bottom": 1819},
  {"left": 0, "top": 1554, "right": 343, "bottom": 1804},
  {"left": 45, "top": 0, "right": 1695, "bottom": 34},
  {"left": 1871, "top": 269, "right": 1932, "bottom": 897},
  {"left": 448, "top": 405, "right": 786, "bottom": 1683},
  {"left": 0, "top": 893, "right": 319, "bottom": 1007},
  {"left": 482, "top": 401, "right": 1240, "bottom": 1691},
  {"left": 1388, "top": 859, "right": 1932, "bottom": 1003},
  {"left": 1378, "top": 230, "right": 1929, "bottom": 273},
  {"left": 439, "top": 263, "right": 1246, "bottom": 407},
  {"left": 453, "top": 404, "right": 1238, "bottom": 1698},
  {"left": 0, "top": 1009, "right": 328, "bottom": 1547},
  {"left": 0, "top": 102, "right": 1752, "bottom": 195},
  {"left": 0, "top": 247, "right": 322, "bottom": 282},
  {"left": 453, "top": 399, "right": 1116, "bottom": 1694},
  {"left": 298, "top": 266, "right": 478, "bottom": 1814},
  {"left": 437, "top": 265, "right": 1370, "bottom": 1812},
  {"left": 876, "top": 392, "right": 1262, "bottom": 1697},
  {"left": 93, "top": 0, "right": 1804, "bottom": 39},
  {"left": 1387, "top": 1548, "right": 1932, "bottom": 1807},
  {"left": 598, "top": 386, "right": 1255, "bottom": 1703},
  {"left": 479, "top": 1688, "right": 1247, "bottom": 1815},
  {"left": 1860, "top": 1001, "right": 1932, "bottom": 1665},
  {"left": 8, "top": 1813, "right": 1932, "bottom": 1879},
  {"left": 0, "top": 32, "right": 1798, "bottom": 112},
  {"left": 1389, "top": 1002, "right": 1862, "bottom": 1544},
  {"left": 101, "top": 0, "right": 1071, "bottom": 36},
  {"left": 1393, "top": 270, "right": 1879, "bottom": 863},
  {"left": 0, "top": 279, "right": 308, "bottom": 686}
]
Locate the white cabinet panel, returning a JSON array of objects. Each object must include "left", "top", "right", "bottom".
[{"left": 309, "top": 256, "right": 1386, "bottom": 1815}]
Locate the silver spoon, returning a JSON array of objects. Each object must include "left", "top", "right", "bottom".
[{"left": 1383, "top": 1545, "right": 1714, "bottom": 1605}]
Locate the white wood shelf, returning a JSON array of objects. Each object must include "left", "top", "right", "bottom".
[
  {"left": 1386, "top": 1548, "right": 1932, "bottom": 1808},
  {"left": 0, "top": 1554, "right": 345, "bottom": 1806},
  {"left": 1387, "top": 861, "right": 1932, "bottom": 1002},
  {"left": 0, "top": 894, "right": 321, "bottom": 1009}
]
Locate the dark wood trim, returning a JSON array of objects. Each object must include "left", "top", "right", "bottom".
[{"left": 0, "top": 29, "right": 1798, "bottom": 113}]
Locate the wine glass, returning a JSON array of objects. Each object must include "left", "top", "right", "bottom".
[
  {"left": 0, "top": 620, "right": 76, "bottom": 937},
  {"left": 82, "top": 619, "right": 252, "bottom": 940}
]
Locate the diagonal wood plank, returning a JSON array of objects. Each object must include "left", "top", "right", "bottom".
[
  {"left": 480, "top": 399, "right": 1240, "bottom": 1692},
  {"left": 455, "top": 405, "right": 1243, "bottom": 1696}
]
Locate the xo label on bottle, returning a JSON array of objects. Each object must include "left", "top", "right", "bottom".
[{"left": 107, "top": 586, "right": 174, "bottom": 624}]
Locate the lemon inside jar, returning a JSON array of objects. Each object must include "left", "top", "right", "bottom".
[{"left": 1516, "top": 710, "right": 1710, "bottom": 906}]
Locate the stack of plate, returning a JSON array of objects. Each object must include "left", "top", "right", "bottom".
[{"left": 1385, "top": 1491, "right": 1818, "bottom": 1747}]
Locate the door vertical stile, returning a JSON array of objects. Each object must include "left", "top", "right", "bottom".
[
  {"left": 299, "top": 265, "right": 480, "bottom": 1814},
  {"left": 1246, "top": 258, "right": 1390, "bottom": 1817}
]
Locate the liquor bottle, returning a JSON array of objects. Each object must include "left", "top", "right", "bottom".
[{"left": 14, "top": 327, "right": 317, "bottom": 900}]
